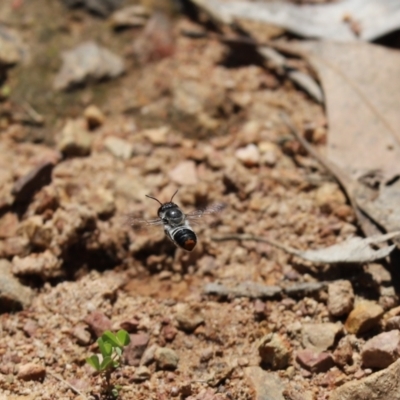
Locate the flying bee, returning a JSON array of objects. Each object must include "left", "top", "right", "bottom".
[{"left": 130, "top": 190, "right": 225, "bottom": 251}]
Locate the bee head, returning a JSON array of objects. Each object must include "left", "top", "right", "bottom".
[{"left": 145, "top": 190, "right": 183, "bottom": 223}]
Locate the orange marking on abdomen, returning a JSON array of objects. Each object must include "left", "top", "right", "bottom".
[{"left": 183, "top": 239, "right": 196, "bottom": 251}]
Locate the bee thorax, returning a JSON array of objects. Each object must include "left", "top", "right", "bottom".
[{"left": 159, "top": 203, "right": 185, "bottom": 226}]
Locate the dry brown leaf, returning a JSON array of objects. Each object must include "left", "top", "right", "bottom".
[
  {"left": 357, "top": 179, "right": 400, "bottom": 235},
  {"left": 295, "top": 41, "right": 400, "bottom": 182},
  {"left": 190, "top": 0, "right": 400, "bottom": 42},
  {"left": 213, "top": 231, "right": 400, "bottom": 264},
  {"left": 297, "top": 232, "right": 399, "bottom": 264},
  {"left": 287, "top": 41, "right": 400, "bottom": 237}
]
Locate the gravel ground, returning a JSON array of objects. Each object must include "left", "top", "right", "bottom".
[{"left": 0, "top": 1, "right": 398, "bottom": 400}]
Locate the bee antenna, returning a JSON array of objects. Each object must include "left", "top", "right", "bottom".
[
  {"left": 145, "top": 194, "right": 163, "bottom": 206},
  {"left": 170, "top": 189, "right": 179, "bottom": 202}
]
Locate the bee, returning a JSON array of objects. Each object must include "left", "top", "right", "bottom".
[{"left": 130, "top": 190, "right": 224, "bottom": 251}]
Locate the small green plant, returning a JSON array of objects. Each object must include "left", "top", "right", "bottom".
[{"left": 86, "top": 330, "right": 130, "bottom": 398}]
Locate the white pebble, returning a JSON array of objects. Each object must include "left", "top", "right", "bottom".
[{"left": 235, "top": 144, "right": 260, "bottom": 167}]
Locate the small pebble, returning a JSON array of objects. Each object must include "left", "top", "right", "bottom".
[
  {"left": 296, "top": 349, "right": 334, "bottom": 373},
  {"left": 319, "top": 368, "right": 346, "bottom": 387},
  {"left": 244, "top": 366, "right": 286, "bottom": 400},
  {"left": 328, "top": 280, "right": 354, "bottom": 317},
  {"left": 162, "top": 323, "right": 178, "bottom": 342},
  {"left": 17, "top": 363, "right": 46, "bottom": 381},
  {"left": 239, "top": 120, "right": 262, "bottom": 144},
  {"left": 140, "top": 344, "right": 157, "bottom": 366},
  {"left": 104, "top": 136, "right": 133, "bottom": 160},
  {"left": 235, "top": 144, "right": 260, "bottom": 167},
  {"left": 253, "top": 299, "right": 265, "bottom": 316},
  {"left": 385, "top": 316, "right": 400, "bottom": 331},
  {"left": 333, "top": 204, "right": 354, "bottom": 221},
  {"left": 84, "top": 105, "right": 105, "bottom": 129},
  {"left": 180, "top": 382, "right": 192, "bottom": 397},
  {"left": 123, "top": 333, "right": 150, "bottom": 366},
  {"left": 200, "top": 347, "right": 213, "bottom": 362},
  {"left": 175, "top": 304, "right": 204, "bottom": 332},
  {"left": 84, "top": 311, "right": 112, "bottom": 337},
  {"left": 72, "top": 324, "right": 91, "bottom": 345},
  {"left": 23, "top": 319, "right": 38, "bottom": 338},
  {"left": 383, "top": 305, "right": 400, "bottom": 321},
  {"left": 86, "top": 187, "right": 115, "bottom": 216},
  {"left": 12, "top": 250, "right": 62, "bottom": 279},
  {"left": 143, "top": 126, "right": 169, "bottom": 145},
  {"left": 53, "top": 41, "right": 125, "bottom": 91},
  {"left": 314, "top": 182, "right": 346, "bottom": 213},
  {"left": 258, "top": 333, "right": 292, "bottom": 370},
  {"left": 302, "top": 323, "right": 342, "bottom": 352},
  {"left": 132, "top": 365, "right": 151, "bottom": 382},
  {"left": 0, "top": 259, "right": 34, "bottom": 311},
  {"left": 57, "top": 118, "right": 92, "bottom": 156},
  {"left": 258, "top": 141, "right": 280, "bottom": 166},
  {"left": 169, "top": 160, "right": 198, "bottom": 186},
  {"left": 340, "top": 222, "right": 357, "bottom": 235},
  {"left": 364, "top": 263, "right": 392, "bottom": 285},
  {"left": 119, "top": 318, "right": 140, "bottom": 333},
  {"left": 0, "top": 212, "right": 18, "bottom": 238},
  {"left": 333, "top": 336, "right": 354, "bottom": 367},
  {"left": 154, "top": 347, "right": 179, "bottom": 370},
  {"left": 361, "top": 330, "right": 400, "bottom": 369},
  {"left": 18, "top": 215, "right": 53, "bottom": 248},
  {"left": 345, "top": 301, "right": 384, "bottom": 335}
]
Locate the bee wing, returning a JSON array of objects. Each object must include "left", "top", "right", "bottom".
[
  {"left": 186, "top": 203, "right": 226, "bottom": 220},
  {"left": 129, "top": 216, "right": 165, "bottom": 232}
]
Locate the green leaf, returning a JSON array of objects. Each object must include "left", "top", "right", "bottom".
[
  {"left": 102, "top": 331, "right": 121, "bottom": 348},
  {"left": 116, "top": 330, "right": 130, "bottom": 346},
  {"left": 86, "top": 355, "right": 101, "bottom": 371},
  {"left": 100, "top": 356, "right": 114, "bottom": 370},
  {"left": 98, "top": 337, "right": 113, "bottom": 357},
  {"left": 111, "top": 387, "right": 119, "bottom": 398},
  {"left": 115, "top": 347, "right": 122, "bottom": 357},
  {"left": 1, "top": 85, "right": 11, "bottom": 98}
]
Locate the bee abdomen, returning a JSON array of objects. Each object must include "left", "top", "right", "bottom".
[{"left": 173, "top": 228, "right": 197, "bottom": 251}]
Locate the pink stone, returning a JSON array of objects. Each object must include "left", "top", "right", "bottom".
[
  {"left": 296, "top": 349, "right": 334, "bottom": 373},
  {"left": 362, "top": 330, "right": 400, "bottom": 369}
]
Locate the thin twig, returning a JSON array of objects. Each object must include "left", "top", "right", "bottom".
[
  {"left": 22, "top": 101, "right": 45, "bottom": 124},
  {"left": 48, "top": 370, "right": 90, "bottom": 400}
]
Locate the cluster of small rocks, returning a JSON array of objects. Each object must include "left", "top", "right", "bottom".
[
  {"left": 246, "top": 275, "right": 400, "bottom": 399},
  {"left": 0, "top": 112, "right": 397, "bottom": 399},
  {"left": 1, "top": 272, "right": 249, "bottom": 399},
  {"left": 1, "top": 243, "right": 399, "bottom": 400}
]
